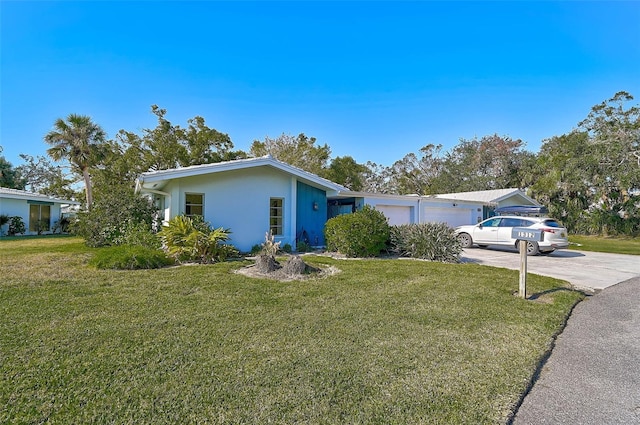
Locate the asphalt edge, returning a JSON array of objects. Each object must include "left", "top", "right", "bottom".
[{"left": 505, "top": 289, "right": 592, "bottom": 424}]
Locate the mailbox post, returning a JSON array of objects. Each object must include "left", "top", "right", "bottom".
[{"left": 510, "top": 227, "right": 544, "bottom": 299}]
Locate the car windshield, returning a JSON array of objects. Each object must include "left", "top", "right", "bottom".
[{"left": 542, "top": 219, "right": 562, "bottom": 228}]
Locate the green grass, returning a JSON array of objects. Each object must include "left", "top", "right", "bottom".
[
  {"left": 569, "top": 235, "right": 640, "bottom": 255},
  {"left": 1, "top": 237, "right": 584, "bottom": 424}
]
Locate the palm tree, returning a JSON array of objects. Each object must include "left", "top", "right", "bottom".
[{"left": 44, "top": 114, "right": 106, "bottom": 210}]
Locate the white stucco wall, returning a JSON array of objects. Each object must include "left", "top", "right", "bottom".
[{"left": 162, "top": 167, "right": 297, "bottom": 252}]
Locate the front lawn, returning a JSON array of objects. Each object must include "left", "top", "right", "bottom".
[
  {"left": 0, "top": 237, "right": 583, "bottom": 424},
  {"left": 569, "top": 235, "right": 640, "bottom": 255}
]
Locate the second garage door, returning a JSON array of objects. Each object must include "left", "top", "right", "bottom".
[{"left": 423, "top": 207, "right": 474, "bottom": 227}]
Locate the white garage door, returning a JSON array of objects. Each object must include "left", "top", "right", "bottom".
[
  {"left": 423, "top": 207, "right": 473, "bottom": 227},
  {"left": 375, "top": 205, "right": 412, "bottom": 226}
]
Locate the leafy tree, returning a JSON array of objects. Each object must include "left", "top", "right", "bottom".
[
  {"left": 44, "top": 114, "right": 107, "bottom": 210},
  {"left": 322, "top": 156, "right": 368, "bottom": 190},
  {"left": 577, "top": 91, "right": 640, "bottom": 234},
  {"left": 436, "top": 134, "right": 533, "bottom": 192},
  {"left": 360, "top": 161, "right": 393, "bottom": 194},
  {"left": 250, "top": 133, "right": 330, "bottom": 175},
  {"left": 0, "top": 155, "right": 24, "bottom": 189},
  {"left": 97, "top": 106, "right": 247, "bottom": 187},
  {"left": 16, "top": 154, "right": 77, "bottom": 199},
  {"left": 137, "top": 105, "right": 245, "bottom": 171},
  {"left": 183, "top": 115, "right": 239, "bottom": 164},
  {"left": 385, "top": 144, "right": 445, "bottom": 195},
  {"left": 528, "top": 132, "right": 593, "bottom": 232},
  {"left": 528, "top": 92, "right": 640, "bottom": 236}
]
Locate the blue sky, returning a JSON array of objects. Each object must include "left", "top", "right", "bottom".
[{"left": 1, "top": 1, "right": 639, "bottom": 169}]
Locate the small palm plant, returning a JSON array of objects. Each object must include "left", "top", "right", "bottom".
[{"left": 158, "top": 215, "right": 236, "bottom": 263}]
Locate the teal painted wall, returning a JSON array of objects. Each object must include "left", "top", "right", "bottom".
[{"left": 296, "top": 182, "right": 327, "bottom": 247}]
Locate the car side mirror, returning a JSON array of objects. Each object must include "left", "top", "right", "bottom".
[{"left": 478, "top": 224, "right": 483, "bottom": 229}]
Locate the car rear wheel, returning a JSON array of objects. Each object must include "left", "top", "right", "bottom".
[
  {"left": 458, "top": 233, "right": 473, "bottom": 248},
  {"left": 517, "top": 240, "right": 539, "bottom": 256}
]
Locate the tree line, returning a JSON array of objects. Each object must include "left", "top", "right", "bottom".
[{"left": 1, "top": 91, "right": 638, "bottom": 236}]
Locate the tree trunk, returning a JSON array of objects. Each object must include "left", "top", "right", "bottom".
[{"left": 82, "top": 167, "right": 93, "bottom": 211}]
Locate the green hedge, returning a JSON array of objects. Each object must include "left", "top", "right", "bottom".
[{"left": 324, "top": 205, "right": 390, "bottom": 257}]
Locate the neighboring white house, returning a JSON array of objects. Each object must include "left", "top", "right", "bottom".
[
  {"left": 432, "top": 188, "right": 540, "bottom": 210},
  {"left": 0, "top": 187, "right": 80, "bottom": 236},
  {"left": 135, "top": 156, "right": 543, "bottom": 251}
]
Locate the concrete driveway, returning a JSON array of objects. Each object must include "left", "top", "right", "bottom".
[{"left": 461, "top": 246, "right": 640, "bottom": 292}]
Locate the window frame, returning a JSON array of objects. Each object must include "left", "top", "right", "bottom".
[
  {"left": 269, "top": 198, "right": 284, "bottom": 236},
  {"left": 28, "top": 204, "right": 51, "bottom": 232},
  {"left": 185, "top": 193, "right": 204, "bottom": 218}
]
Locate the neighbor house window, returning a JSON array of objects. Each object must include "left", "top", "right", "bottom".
[
  {"left": 185, "top": 193, "right": 204, "bottom": 217},
  {"left": 270, "top": 198, "right": 283, "bottom": 236},
  {"left": 29, "top": 204, "right": 51, "bottom": 233}
]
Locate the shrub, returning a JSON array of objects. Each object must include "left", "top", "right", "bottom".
[
  {"left": 281, "top": 243, "right": 293, "bottom": 253},
  {"left": 324, "top": 205, "right": 390, "bottom": 257},
  {"left": 296, "top": 240, "right": 311, "bottom": 253},
  {"left": 52, "top": 217, "right": 71, "bottom": 234},
  {"left": 8, "top": 216, "right": 26, "bottom": 236},
  {"left": 390, "top": 222, "right": 462, "bottom": 263},
  {"left": 158, "top": 215, "right": 238, "bottom": 264},
  {"left": 89, "top": 245, "right": 173, "bottom": 270},
  {"left": 71, "top": 186, "right": 160, "bottom": 247},
  {"left": 33, "top": 219, "right": 50, "bottom": 235},
  {"left": 114, "top": 221, "right": 162, "bottom": 249}
]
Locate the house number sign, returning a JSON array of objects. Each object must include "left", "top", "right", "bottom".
[{"left": 510, "top": 227, "right": 543, "bottom": 299}]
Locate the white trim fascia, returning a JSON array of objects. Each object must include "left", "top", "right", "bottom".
[
  {"left": 333, "top": 190, "right": 422, "bottom": 201},
  {"left": 135, "top": 156, "right": 347, "bottom": 193},
  {"left": 0, "top": 187, "right": 80, "bottom": 205}
]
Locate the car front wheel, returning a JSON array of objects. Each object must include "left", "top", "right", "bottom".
[{"left": 458, "top": 233, "right": 473, "bottom": 248}]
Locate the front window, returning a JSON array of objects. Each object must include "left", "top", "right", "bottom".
[
  {"left": 29, "top": 204, "right": 51, "bottom": 232},
  {"left": 185, "top": 193, "right": 203, "bottom": 217},
  {"left": 270, "top": 198, "right": 283, "bottom": 236}
]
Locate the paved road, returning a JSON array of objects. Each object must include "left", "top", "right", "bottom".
[
  {"left": 461, "top": 247, "right": 640, "bottom": 424},
  {"left": 461, "top": 247, "right": 640, "bottom": 292}
]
